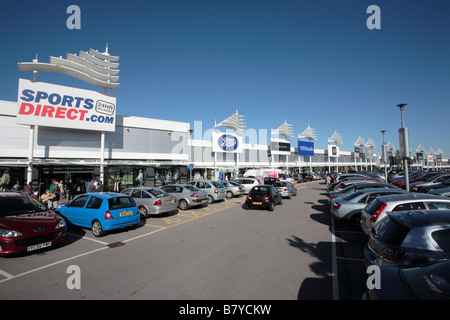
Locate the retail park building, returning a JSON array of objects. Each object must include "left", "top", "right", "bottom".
[{"left": 0, "top": 48, "right": 447, "bottom": 192}]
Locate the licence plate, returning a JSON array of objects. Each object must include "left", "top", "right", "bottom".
[
  {"left": 166, "top": 200, "right": 173, "bottom": 204},
  {"left": 253, "top": 202, "right": 262, "bottom": 205},
  {"left": 27, "top": 242, "right": 51, "bottom": 252},
  {"left": 220, "top": 192, "right": 224, "bottom": 195},
  {"left": 120, "top": 211, "right": 132, "bottom": 216},
  {"left": 277, "top": 188, "right": 282, "bottom": 191},
  {"left": 202, "top": 199, "right": 207, "bottom": 203}
]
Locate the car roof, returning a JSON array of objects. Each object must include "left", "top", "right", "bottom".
[
  {"left": 377, "top": 193, "right": 450, "bottom": 203},
  {"left": 388, "top": 209, "right": 450, "bottom": 229},
  {"left": 82, "top": 192, "right": 130, "bottom": 199},
  {"left": 0, "top": 192, "right": 27, "bottom": 198},
  {"left": 356, "top": 188, "right": 408, "bottom": 194}
]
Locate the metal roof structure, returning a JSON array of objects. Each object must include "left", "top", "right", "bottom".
[
  {"left": 328, "top": 130, "right": 343, "bottom": 145},
  {"left": 298, "top": 125, "right": 317, "bottom": 141},
  {"left": 272, "top": 121, "right": 294, "bottom": 139},
  {"left": 17, "top": 45, "right": 120, "bottom": 91},
  {"left": 214, "top": 110, "right": 246, "bottom": 132}
]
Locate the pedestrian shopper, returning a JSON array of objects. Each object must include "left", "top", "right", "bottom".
[
  {"left": 67, "top": 179, "right": 76, "bottom": 200},
  {"left": 326, "top": 174, "right": 332, "bottom": 191},
  {"left": 41, "top": 189, "right": 56, "bottom": 210},
  {"left": 10, "top": 184, "right": 20, "bottom": 193},
  {"left": 87, "top": 179, "right": 96, "bottom": 192},
  {"left": 97, "top": 180, "right": 104, "bottom": 192},
  {"left": 26, "top": 182, "right": 34, "bottom": 196},
  {"left": 114, "top": 179, "right": 120, "bottom": 192}
]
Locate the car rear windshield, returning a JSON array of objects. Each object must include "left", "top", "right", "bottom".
[
  {"left": 364, "top": 199, "right": 384, "bottom": 215},
  {"left": 251, "top": 186, "right": 270, "bottom": 193},
  {"left": 273, "top": 182, "right": 286, "bottom": 187},
  {"left": 372, "top": 216, "right": 410, "bottom": 246},
  {"left": 184, "top": 185, "right": 198, "bottom": 192},
  {"left": 211, "top": 181, "right": 224, "bottom": 188},
  {"left": 108, "top": 196, "right": 136, "bottom": 210},
  {"left": 0, "top": 197, "right": 48, "bottom": 217}
]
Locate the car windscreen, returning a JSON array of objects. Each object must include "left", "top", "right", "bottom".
[
  {"left": 0, "top": 197, "right": 48, "bottom": 217},
  {"left": 108, "top": 196, "right": 136, "bottom": 210}
]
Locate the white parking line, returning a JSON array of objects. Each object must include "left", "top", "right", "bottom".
[
  {"left": 0, "top": 268, "right": 13, "bottom": 279},
  {"left": 67, "top": 231, "right": 109, "bottom": 245},
  {"left": 331, "top": 216, "right": 339, "bottom": 300}
]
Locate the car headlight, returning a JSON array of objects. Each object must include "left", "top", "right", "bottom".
[
  {"left": 0, "top": 229, "right": 22, "bottom": 238},
  {"left": 56, "top": 219, "right": 67, "bottom": 230}
]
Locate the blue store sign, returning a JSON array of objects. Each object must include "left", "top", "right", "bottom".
[{"left": 218, "top": 134, "right": 239, "bottom": 152}]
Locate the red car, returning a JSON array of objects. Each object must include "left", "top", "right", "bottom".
[{"left": 0, "top": 193, "right": 67, "bottom": 256}]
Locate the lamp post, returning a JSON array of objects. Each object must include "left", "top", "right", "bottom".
[
  {"left": 397, "top": 103, "right": 409, "bottom": 191},
  {"left": 381, "top": 130, "right": 388, "bottom": 182}
]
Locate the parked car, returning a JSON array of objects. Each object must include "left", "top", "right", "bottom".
[
  {"left": 364, "top": 259, "right": 450, "bottom": 300},
  {"left": 187, "top": 180, "right": 226, "bottom": 203},
  {"left": 428, "top": 187, "right": 450, "bottom": 198},
  {"left": 364, "top": 210, "right": 450, "bottom": 267},
  {"left": 328, "top": 182, "right": 399, "bottom": 204},
  {"left": 420, "top": 178, "right": 450, "bottom": 193},
  {"left": 272, "top": 181, "right": 297, "bottom": 198},
  {"left": 234, "top": 178, "right": 260, "bottom": 194},
  {"left": 263, "top": 177, "right": 279, "bottom": 185},
  {"left": 159, "top": 184, "right": 208, "bottom": 210},
  {"left": 121, "top": 187, "right": 177, "bottom": 217},
  {"left": 330, "top": 188, "right": 409, "bottom": 227},
  {"left": 243, "top": 185, "right": 282, "bottom": 211},
  {"left": 411, "top": 174, "right": 450, "bottom": 192},
  {"left": 0, "top": 193, "right": 67, "bottom": 255},
  {"left": 221, "top": 181, "right": 245, "bottom": 198},
  {"left": 329, "top": 178, "right": 383, "bottom": 192},
  {"left": 57, "top": 192, "right": 140, "bottom": 237},
  {"left": 360, "top": 193, "right": 450, "bottom": 236}
]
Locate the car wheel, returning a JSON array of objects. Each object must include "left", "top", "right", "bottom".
[
  {"left": 179, "top": 199, "right": 189, "bottom": 210},
  {"left": 207, "top": 195, "right": 214, "bottom": 204},
  {"left": 139, "top": 205, "right": 149, "bottom": 218},
  {"left": 351, "top": 213, "right": 361, "bottom": 230},
  {"left": 268, "top": 203, "right": 274, "bottom": 211},
  {"left": 226, "top": 191, "right": 233, "bottom": 198},
  {"left": 92, "top": 220, "right": 105, "bottom": 237}
]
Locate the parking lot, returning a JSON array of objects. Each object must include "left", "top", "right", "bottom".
[{"left": 0, "top": 180, "right": 369, "bottom": 300}]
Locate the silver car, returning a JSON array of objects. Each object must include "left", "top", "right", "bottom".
[
  {"left": 122, "top": 187, "right": 177, "bottom": 218},
  {"left": 364, "top": 210, "right": 450, "bottom": 267},
  {"left": 360, "top": 193, "right": 450, "bottom": 236},
  {"left": 328, "top": 182, "right": 399, "bottom": 204},
  {"left": 221, "top": 181, "right": 245, "bottom": 198},
  {"left": 330, "top": 188, "right": 409, "bottom": 226},
  {"left": 160, "top": 184, "right": 208, "bottom": 210},
  {"left": 234, "top": 178, "right": 260, "bottom": 194},
  {"left": 187, "top": 180, "right": 226, "bottom": 203}
]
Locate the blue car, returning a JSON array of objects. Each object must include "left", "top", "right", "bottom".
[
  {"left": 272, "top": 181, "right": 297, "bottom": 199},
  {"left": 56, "top": 192, "right": 140, "bottom": 237}
]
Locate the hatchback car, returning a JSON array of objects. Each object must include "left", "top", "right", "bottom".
[
  {"left": 360, "top": 193, "right": 450, "bottom": 236},
  {"left": 364, "top": 210, "right": 450, "bottom": 267},
  {"left": 328, "top": 182, "right": 399, "bottom": 204},
  {"left": 122, "top": 187, "right": 177, "bottom": 217},
  {"left": 221, "top": 181, "right": 245, "bottom": 198},
  {"left": 187, "top": 180, "right": 226, "bottom": 203},
  {"left": 243, "top": 185, "right": 282, "bottom": 211},
  {"left": 56, "top": 192, "right": 140, "bottom": 237},
  {"left": 330, "top": 188, "right": 409, "bottom": 226},
  {"left": 234, "top": 178, "right": 260, "bottom": 194},
  {"left": 272, "top": 181, "right": 297, "bottom": 198},
  {"left": 364, "top": 259, "right": 450, "bottom": 300},
  {"left": 0, "top": 193, "right": 67, "bottom": 255},
  {"left": 159, "top": 184, "right": 208, "bottom": 210}
]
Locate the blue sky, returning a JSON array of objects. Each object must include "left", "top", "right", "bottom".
[{"left": 1, "top": 0, "right": 450, "bottom": 157}]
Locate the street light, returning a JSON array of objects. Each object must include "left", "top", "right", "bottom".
[
  {"left": 397, "top": 103, "right": 410, "bottom": 191},
  {"left": 381, "top": 130, "right": 387, "bottom": 182}
]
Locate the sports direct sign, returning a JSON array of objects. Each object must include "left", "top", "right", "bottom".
[{"left": 17, "top": 79, "right": 116, "bottom": 132}]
